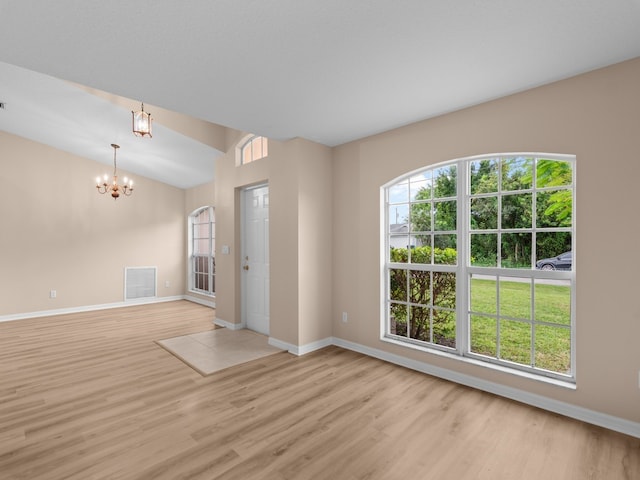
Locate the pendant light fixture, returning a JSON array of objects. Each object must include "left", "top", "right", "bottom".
[
  {"left": 96, "top": 144, "right": 134, "bottom": 199},
  {"left": 132, "top": 102, "right": 152, "bottom": 137}
]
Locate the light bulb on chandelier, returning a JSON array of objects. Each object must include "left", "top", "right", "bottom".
[{"left": 96, "top": 144, "right": 134, "bottom": 199}]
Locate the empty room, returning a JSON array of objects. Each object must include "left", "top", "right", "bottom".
[{"left": 1, "top": 2, "right": 639, "bottom": 479}]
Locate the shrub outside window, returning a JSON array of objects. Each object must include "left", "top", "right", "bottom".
[{"left": 384, "top": 154, "right": 575, "bottom": 380}]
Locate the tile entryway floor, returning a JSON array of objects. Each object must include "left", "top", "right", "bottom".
[{"left": 156, "top": 328, "right": 286, "bottom": 375}]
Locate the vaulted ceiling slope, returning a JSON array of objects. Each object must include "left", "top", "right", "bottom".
[
  {"left": 0, "top": 1, "right": 639, "bottom": 186},
  {"left": 0, "top": 61, "right": 222, "bottom": 189}
]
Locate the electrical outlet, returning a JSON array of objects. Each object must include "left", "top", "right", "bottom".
[
  {"left": 50, "top": 290, "right": 56, "bottom": 299},
  {"left": 342, "top": 312, "right": 348, "bottom": 323},
  {"left": 165, "top": 280, "right": 170, "bottom": 288}
]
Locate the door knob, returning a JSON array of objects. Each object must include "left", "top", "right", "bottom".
[{"left": 243, "top": 265, "right": 249, "bottom": 271}]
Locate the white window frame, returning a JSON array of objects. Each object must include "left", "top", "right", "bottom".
[
  {"left": 188, "top": 206, "right": 215, "bottom": 296},
  {"left": 381, "top": 153, "right": 575, "bottom": 383}
]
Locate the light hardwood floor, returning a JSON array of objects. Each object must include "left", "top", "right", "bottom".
[{"left": 0, "top": 300, "right": 638, "bottom": 479}]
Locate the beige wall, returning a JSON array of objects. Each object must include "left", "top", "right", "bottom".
[
  {"left": 332, "top": 57, "right": 640, "bottom": 423},
  {"left": 185, "top": 181, "right": 215, "bottom": 216},
  {"left": 0, "top": 132, "right": 187, "bottom": 315},
  {"left": 214, "top": 134, "right": 333, "bottom": 347}
]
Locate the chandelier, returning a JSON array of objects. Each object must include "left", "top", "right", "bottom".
[
  {"left": 132, "top": 102, "right": 152, "bottom": 137},
  {"left": 96, "top": 144, "right": 134, "bottom": 199}
]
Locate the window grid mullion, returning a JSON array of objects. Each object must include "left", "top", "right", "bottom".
[{"left": 457, "top": 158, "right": 467, "bottom": 355}]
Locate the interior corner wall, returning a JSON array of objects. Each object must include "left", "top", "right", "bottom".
[
  {"left": 331, "top": 57, "right": 640, "bottom": 423},
  {"left": 214, "top": 135, "right": 332, "bottom": 348},
  {"left": 293, "top": 139, "right": 333, "bottom": 346},
  {"left": 0, "top": 132, "right": 186, "bottom": 316}
]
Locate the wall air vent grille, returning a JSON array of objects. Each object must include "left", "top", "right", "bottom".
[{"left": 124, "top": 267, "right": 157, "bottom": 301}]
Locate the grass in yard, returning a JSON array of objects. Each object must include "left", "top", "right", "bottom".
[{"left": 470, "top": 278, "right": 571, "bottom": 374}]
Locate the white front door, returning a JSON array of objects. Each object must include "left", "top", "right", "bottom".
[{"left": 241, "top": 185, "right": 270, "bottom": 335}]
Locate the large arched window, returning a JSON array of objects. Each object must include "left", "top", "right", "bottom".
[
  {"left": 384, "top": 154, "right": 575, "bottom": 381},
  {"left": 189, "top": 206, "right": 215, "bottom": 296}
]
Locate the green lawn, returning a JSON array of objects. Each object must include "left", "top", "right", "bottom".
[{"left": 470, "top": 278, "right": 571, "bottom": 374}]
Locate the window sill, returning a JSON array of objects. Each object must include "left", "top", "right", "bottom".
[
  {"left": 381, "top": 335, "right": 576, "bottom": 390},
  {"left": 188, "top": 290, "right": 215, "bottom": 298}
]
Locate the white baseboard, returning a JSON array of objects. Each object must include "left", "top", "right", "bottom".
[
  {"left": 332, "top": 337, "right": 640, "bottom": 439},
  {"left": 0, "top": 295, "right": 187, "bottom": 323},
  {"left": 184, "top": 295, "right": 216, "bottom": 309},
  {"left": 268, "top": 336, "right": 334, "bottom": 356},
  {"left": 213, "top": 317, "right": 245, "bottom": 330}
]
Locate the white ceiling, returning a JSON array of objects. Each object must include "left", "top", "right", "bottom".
[{"left": 1, "top": 1, "right": 639, "bottom": 188}]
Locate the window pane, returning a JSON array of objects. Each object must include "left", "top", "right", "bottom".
[
  {"left": 470, "top": 196, "right": 498, "bottom": 230},
  {"left": 535, "top": 325, "right": 571, "bottom": 374},
  {"left": 389, "top": 219, "right": 408, "bottom": 236},
  {"left": 197, "top": 209, "right": 209, "bottom": 223},
  {"left": 470, "top": 315, "right": 497, "bottom": 357},
  {"left": 409, "top": 172, "right": 432, "bottom": 201},
  {"left": 434, "top": 166, "right": 457, "bottom": 198},
  {"left": 502, "top": 156, "right": 533, "bottom": 191},
  {"left": 242, "top": 145, "right": 251, "bottom": 164},
  {"left": 501, "top": 193, "right": 532, "bottom": 229},
  {"left": 409, "top": 305, "right": 431, "bottom": 342},
  {"left": 410, "top": 202, "right": 431, "bottom": 232},
  {"left": 536, "top": 190, "right": 572, "bottom": 228},
  {"left": 197, "top": 239, "right": 210, "bottom": 254},
  {"left": 409, "top": 306, "right": 431, "bottom": 342},
  {"left": 388, "top": 182, "right": 409, "bottom": 204},
  {"left": 470, "top": 159, "right": 498, "bottom": 194},
  {"left": 501, "top": 233, "right": 532, "bottom": 268},
  {"left": 433, "top": 310, "right": 455, "bottom": 348},
  {"left": 390, "top": 243, "right": 409, "bottom": 263},
  {"left": 471, "top": 233, "right": 497, "bottom": 267},
  {"left": 500, "top": 319, "right": 531, "bottom": 365},
  {"left": 433, "top": 272, "right": 456, "bottom": 309},
  {"left": 409, "top": 270, "right": 430, "bottom": 305},
  {"left": 434, "top": 235, "right": 456, "bottom": 264},
  {"left": 535, "top": 279, "right": 571, "bottom": 325},
  {"left": 251, "top": 137, "right": 261, "bottom": 161},
  {"left": 389, "top": 204, "right": 409, "bottom": 226},
  {"left": 535, "top": 233, "right": 572, "bottom": 270},
  {"left": 536, "top": 159, "right": 572, "bottom": 188},
  {"left": 389, "top": 303, "right": 407, "bottom": 336},
  {"left": 470, "top": 274, "right": 497, "bottom": 315},
  {"left": 409, "top": 242, "right": 431, "bottom": 264},
  {"left": 389, "top": 269, "right": 407, "bottom": 302},
  {"left": 197, "top": 223, "right": 210, "bottom": 238},
  {"left": 434, "top": 200, "right": 456, "bottom": 230},
  {"left": 499, "top": 277, "right": 531, "bottom": 319}
]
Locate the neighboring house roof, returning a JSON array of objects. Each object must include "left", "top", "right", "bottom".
[{"left": 390, "top": 223, "right": 409, "bottom": 234}]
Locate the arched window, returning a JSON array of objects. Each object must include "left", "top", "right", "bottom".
[
  {"left": 384, "top": 154, "right": 575, "bottom": 381},
  {"left": 240, "top": 135, "right": 268, "bottom": 164},
  {"left": 189, "top": 206, "right": 215, "bottom": 296}
]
